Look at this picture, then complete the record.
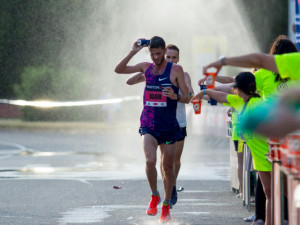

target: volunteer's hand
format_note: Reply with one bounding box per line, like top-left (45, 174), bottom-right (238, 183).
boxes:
top-left (203, 59), bottom-right (222, 75)
top-left (191, 91), bottom-right (204, 103)
top-left (198, 77), bottom-right (206, 86)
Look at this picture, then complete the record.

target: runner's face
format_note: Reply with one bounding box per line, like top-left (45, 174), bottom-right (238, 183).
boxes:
top-left (150, 48), bottom-right (165, 66)
top-left (166, 49), bottom-right (179, 64)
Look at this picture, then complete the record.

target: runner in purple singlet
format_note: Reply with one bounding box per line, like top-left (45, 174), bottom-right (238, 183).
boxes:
top-left (115, 36), bottom-right (191, 223)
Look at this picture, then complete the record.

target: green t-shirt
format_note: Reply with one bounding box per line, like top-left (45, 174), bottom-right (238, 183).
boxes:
top-left (223, 94), bottom-right (244, 140)
top-left (254, 68), bottom-right (290, 100)
top-left (275, 53), bottom-right (300, 80)
top-left (240, 97), bottom-right (271, 171)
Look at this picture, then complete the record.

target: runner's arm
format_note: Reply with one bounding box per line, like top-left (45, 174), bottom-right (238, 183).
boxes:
top-left (176, 66), bottom-right (192, 103)
top-left (126, 72), bottom-right (145, 85)
top-left (115, 40), bottom-right (147, 74)
top-left (184, 72), bottom-right (194, 96)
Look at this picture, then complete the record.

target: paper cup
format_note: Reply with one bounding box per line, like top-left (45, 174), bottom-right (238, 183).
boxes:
top-left (192, 99), bottom-right (201, 114)
top-left (205, 72), bottom-right (217, 89)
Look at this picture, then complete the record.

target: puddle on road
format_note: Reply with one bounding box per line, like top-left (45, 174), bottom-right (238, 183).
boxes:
top-left (0, 135), bottom-right (231, 181)
top-left (0, 149), bottom-right (231, 180)
top-left (0, 148), bottom-right (147, 180)
top-left (59, 206), bottom-right (111, 224)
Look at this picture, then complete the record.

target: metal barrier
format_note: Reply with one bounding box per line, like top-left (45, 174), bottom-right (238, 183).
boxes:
top-left (242, 142), bottom-right (255, 212)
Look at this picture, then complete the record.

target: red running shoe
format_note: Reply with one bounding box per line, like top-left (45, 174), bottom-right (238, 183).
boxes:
top-left (159, 204), bottom-right (171, 223)
top-left (146, 195), bottom-right (161, 216)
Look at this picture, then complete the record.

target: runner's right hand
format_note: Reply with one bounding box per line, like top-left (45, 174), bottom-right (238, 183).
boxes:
top-left (132, 39), bottom-right (145, 52)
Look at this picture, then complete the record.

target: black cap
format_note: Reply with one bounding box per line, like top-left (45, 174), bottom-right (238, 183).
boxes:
top-left (233, 72), bottom-right (256, 95)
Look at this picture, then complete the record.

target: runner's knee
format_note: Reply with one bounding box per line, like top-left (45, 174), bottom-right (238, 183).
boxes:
top-left (162, 164), bottom-right (173, 175)
top-left (174, 160), bottom-right (181, 168)
top-left (146, 158), bottom-right (156, 168)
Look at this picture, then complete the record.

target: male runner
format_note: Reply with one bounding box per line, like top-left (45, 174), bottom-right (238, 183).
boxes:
top-left (115, 36), bottom-right (190, 223)
top-left (126, 44), bottom-right (194, 208)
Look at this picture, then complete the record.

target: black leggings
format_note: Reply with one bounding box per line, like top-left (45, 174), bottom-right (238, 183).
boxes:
top-left (255, 176), bottom-right (266, 221)
top-left (233, 140), bottom-right (238, 151)
top-left (255, 175), bottom-right (288, 221)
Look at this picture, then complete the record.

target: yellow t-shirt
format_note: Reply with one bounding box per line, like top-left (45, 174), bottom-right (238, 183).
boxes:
top-left (275, 53), bottom-right (300, 80)
top-left (254, 68), bottom-right (291, 100)
top-left (224, 94), bottom-right (244, 112)
top-left (231, 111), bottom-right (240, 140)
top-left (223, 94), bottom-right (244, 141)
top-left (240, 97), bottom-right (271, 171)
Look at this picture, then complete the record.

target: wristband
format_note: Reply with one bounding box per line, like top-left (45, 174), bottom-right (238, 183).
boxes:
top-left (176, 94), bottom-right (181, 101)
top-left (203, 89), bottom-right (206, 95)
top-left (220, 56), bottom-right (226, 66)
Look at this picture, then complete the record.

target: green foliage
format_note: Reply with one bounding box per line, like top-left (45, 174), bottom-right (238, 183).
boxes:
top-left (0, 0), bottom-right (91, 98)
top-left (14, 66), bottom-right (104, 121)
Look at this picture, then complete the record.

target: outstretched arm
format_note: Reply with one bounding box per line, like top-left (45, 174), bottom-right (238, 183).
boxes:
top-left (215, 75), bottom-right (235, 84)
top-left (126, 72), bottom-right (145, 85)
top-left (203, 53), bottom-right (277, 75)
top-left (255, 90), bottom-right (300, 137)
top-left (214, 83), bottom-right (234, 94)
top-left (192, 89), bottom-right (229, 104)
top-left (279, 87), bottom-right (300, 104)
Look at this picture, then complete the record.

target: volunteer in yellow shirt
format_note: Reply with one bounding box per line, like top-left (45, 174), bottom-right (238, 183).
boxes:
top-left (192, 71), bottom-right (272, 225)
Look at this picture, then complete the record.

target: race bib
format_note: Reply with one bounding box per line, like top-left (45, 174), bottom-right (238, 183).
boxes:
top-left (145, 85), bottom-right (167, 107)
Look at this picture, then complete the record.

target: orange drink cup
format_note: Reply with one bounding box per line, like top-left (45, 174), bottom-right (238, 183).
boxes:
top-left (192, 98), bottom-right (201, 114)
top-left (205, 72), bottom-right (217, 89)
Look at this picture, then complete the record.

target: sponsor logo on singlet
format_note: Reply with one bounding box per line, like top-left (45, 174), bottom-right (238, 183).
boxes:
top-left (159, 77), bottom-right (168, 81)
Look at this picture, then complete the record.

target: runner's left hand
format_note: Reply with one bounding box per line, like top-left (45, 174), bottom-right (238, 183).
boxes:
top-left (162, 87), bottom-right (176, 100)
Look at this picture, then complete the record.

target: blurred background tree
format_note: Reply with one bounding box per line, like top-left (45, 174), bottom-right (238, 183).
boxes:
top-left (0, 0), bottom-right (93, 98)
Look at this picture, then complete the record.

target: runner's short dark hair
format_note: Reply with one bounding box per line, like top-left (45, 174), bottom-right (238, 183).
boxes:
top-left (150, 36), bottom-right (165, 49)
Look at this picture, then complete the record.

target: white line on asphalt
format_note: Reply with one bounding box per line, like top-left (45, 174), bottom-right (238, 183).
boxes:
top-left (179, 212), bottom-right (211, 215)
top-left (180, 190), bottom-right (213, 193)
top-left (179, 198), bottom-right (209, 202)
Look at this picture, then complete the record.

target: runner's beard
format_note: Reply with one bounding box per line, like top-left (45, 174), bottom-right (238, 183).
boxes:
top-left (154, 57), bottom-right (164, 66)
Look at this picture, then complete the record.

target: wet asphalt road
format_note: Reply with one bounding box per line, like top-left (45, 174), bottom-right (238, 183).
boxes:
top-left (0, 106), bottom-right (254, 224)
